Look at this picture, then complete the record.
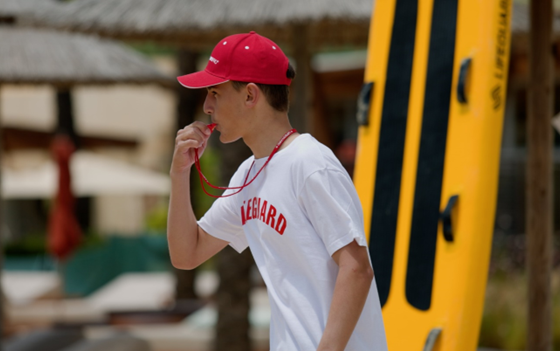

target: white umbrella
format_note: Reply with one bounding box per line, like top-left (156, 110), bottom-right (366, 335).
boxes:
top-left (2, 151), bottom-right (170, 199)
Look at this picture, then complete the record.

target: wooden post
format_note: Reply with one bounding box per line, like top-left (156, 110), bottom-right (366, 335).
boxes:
top-left (55, 89), bottom-right (79, 147)
top-left (215, 139), bottom-right (253, 351)
top-left (291, 24), bottom-right (312, 134)
top-left (177, 49), bottom-right (200, 131)
top-left (527, 0), bottom-right (553, 350)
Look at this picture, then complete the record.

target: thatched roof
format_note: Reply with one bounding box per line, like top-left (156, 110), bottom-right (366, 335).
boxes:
top-left (25, 0), bottom-right (560, 47)
top-left (0, 27), bottom-right (172, 86)
top-left (25, 0), bottom-right (373, 49)
top-left (0, 0), bottom-right (60, 24)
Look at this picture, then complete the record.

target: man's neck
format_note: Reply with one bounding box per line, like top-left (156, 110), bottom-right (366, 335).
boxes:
top-left (242, 113), bottom-right (298, 159)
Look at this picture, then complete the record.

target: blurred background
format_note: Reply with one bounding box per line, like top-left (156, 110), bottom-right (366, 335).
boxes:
top-left (0, 0), bottom-right (558, 350)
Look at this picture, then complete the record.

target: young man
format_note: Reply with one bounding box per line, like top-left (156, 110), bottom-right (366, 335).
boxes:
top-left (168, 31), bottom-right (388, 351)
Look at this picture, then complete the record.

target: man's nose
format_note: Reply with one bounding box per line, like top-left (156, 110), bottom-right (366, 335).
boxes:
top-left (203, 94), bottom-right (213, 115)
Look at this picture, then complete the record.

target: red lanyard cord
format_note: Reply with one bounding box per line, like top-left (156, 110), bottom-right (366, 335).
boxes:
top-left (193, 124), bottom-right (297, 198)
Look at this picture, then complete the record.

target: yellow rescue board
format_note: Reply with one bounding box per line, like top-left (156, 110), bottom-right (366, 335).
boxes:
top-left (353, 0), bottom-right (512, 350)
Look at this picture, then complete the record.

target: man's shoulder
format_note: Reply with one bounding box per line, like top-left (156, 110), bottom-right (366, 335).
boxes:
top-left (287, 134), bottom-right (347, 179)
top-left (293, 134), bottom-right (341, 163)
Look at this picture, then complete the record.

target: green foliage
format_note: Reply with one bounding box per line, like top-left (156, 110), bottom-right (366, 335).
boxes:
top-left (143, 144), bottom-right (222, 232)
top-left (4, 233), bottom-right (46, 256)
top-left (480, 270), bottom-right (560, 350)
top-left (192, 145), bottom-right (222, 218)
top-left (145, 204), bottom-right (169, 233)
top-left (479, 272), bottom-right (528, 349)
top-left (79, 230), bottom-right (107, 249)
top-left (4, 230), bottom-right (106, 256)
top-left (128, 42), bottom-right (177, 56)
top-left (479, 234), bottom-right (560, 350)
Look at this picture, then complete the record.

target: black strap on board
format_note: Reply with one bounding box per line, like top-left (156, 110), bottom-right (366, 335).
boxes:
top-left (369, 0), bottom-right (418, 307)
top-left (405, 0), bottom-right (459, 311)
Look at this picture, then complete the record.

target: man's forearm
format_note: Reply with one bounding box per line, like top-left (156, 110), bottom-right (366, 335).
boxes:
top-left (317, 266), bottom-right (373, 351)
top-left (167, 170), bottom-right (199, 268)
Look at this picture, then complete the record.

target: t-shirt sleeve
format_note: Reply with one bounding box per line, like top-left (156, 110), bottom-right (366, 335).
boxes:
top-left (298, 168), bottom-right (368, 257)
top-left (198, 180), bottom-right (249, 254)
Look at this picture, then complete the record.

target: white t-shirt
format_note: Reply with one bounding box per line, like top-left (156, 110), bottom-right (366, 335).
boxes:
top-left (198, 134), bottom-right (388, 351)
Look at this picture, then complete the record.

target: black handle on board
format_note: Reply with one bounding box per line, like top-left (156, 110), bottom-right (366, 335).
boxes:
top-left (457, 58), bottom-right (471, 104)
top-left (440, 195), bottom-right (459, 242)
top-left (356, 82), bottom-right (374, 126)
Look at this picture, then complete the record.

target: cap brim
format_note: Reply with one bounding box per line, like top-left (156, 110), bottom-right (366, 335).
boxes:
top-left (177, 70), bottom-right (229, 89)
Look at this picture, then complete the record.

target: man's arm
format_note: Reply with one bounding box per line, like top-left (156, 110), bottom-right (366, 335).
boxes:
top-left (167, 122), bottom-right (228, 270)
top-left (317, 239), bottom-right (374, 351)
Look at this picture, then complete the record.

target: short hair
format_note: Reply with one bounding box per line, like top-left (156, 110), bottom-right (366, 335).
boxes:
top-left (231, 63), bottom-right (296, 112)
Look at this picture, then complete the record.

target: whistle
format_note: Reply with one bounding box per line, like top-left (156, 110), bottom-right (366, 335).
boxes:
top-left (207, 123), bottom-right (217, 132)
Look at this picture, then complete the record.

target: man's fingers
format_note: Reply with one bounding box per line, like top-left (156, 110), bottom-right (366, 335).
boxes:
top-left (192, 121), bottom-right (213, 136)
top-left (197, 139), bottom-right (208, 157)
top-left (176, 123), bottom-right (211, 147)
top-left (176, 129), bottom-right (204, 147)
top-left (177, 139), bottom-right (201, 152)
top-left (182, 121), bottom-right (212, 136)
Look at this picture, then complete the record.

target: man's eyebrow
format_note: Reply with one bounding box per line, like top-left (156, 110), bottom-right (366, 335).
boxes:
top-left (206, 85), bottom-right (217, 91)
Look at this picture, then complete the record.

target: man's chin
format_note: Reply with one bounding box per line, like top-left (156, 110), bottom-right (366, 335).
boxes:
top-left (219, 133), bottom-right (241, 144)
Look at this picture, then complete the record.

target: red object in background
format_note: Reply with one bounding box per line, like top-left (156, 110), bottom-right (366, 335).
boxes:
top-left (335, 139), bottom-right (357, 178)
top-left (48, 135), bottom-right (82, 260)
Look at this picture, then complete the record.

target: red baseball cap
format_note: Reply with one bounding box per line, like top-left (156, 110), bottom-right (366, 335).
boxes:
top-left (177, 31), bottom-right (291, 89)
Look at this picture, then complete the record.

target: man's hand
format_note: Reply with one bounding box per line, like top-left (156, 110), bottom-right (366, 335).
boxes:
top-left (170, 121), bottom-right (212, 176)
top-left (167, 121), bottom-right (228, 270)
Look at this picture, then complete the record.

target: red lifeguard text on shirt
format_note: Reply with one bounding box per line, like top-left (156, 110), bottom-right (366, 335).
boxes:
top-left (240, 197), bottom-right (287, 235)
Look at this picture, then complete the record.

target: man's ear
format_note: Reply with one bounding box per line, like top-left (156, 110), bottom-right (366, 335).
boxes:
top-left (245, 83), bottom-right (259, 108)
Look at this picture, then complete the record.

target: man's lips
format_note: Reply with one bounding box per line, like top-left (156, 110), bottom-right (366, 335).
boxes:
top-left (207, 123), bottom-right (217, 132)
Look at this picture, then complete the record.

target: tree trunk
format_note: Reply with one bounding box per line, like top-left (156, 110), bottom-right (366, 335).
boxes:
top-left (527, 1), bottom-right (553, 350)
top-left (0, 85), bottom-right (5, 347)
top-left (174, 49), bottom-right (200, 300)
top-left (291, 24), bottom-right (312, 134)
top-left (215, 140), bottom-right (254, 351)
